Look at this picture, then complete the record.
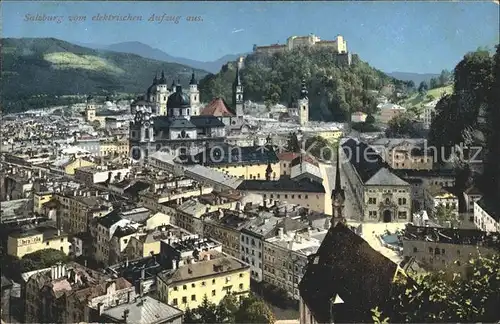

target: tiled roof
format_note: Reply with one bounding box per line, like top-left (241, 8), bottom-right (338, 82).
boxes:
top-left (182, 144), bottom-right (279, 166)
top-left (341, 138), bottom-right (387, 183)
top-left (238, 177), bottom-right (325, 193)
top-left (277, 152), bottom-right (300, 162)
top-left (74, 277), bottom-right (132, 302)
top-left (101, 296), bottom-right (183, 324)
top-left (190, 116), bottom-right (226, 128)
top-left (365, 168), bottom-right (409, 186)
top-left (299, 222), bottom-right (402, 323)
top-left (201, 98), bottom-right (235, 117)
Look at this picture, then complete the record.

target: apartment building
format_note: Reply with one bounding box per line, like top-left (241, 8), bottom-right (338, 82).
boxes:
top-left (237, 177), bottom-right (326, 213)
top-left (474, 198), bottom-right (499, 233)
top-left (157, 251), bottom-right (250, 311)
top-left (74, 166), bottom-right (130, 185)
top-left (370, 138), bottom-right (433, 170)
top-left (99, 139), bottom-right (129, 157)
top-left (402, 224), bottom-right (500, 274)
top-left (179, 144), bottom-right (281, 180)
top-left (7, 223), bottom-right (71, 258)
top-left (264, 227), bottom-right (327, 300)
top-left (241, 214), bottom-right (308, 282)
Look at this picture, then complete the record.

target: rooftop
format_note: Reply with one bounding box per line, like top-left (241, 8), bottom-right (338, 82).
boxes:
top-left (342, 138), bottom-right (387, 183)
top-left (101, 296), bottom-right (183, 324)
top-left (158, 252), bottom-right (249, 285)
top-left (238, 177), bottom-right (325, 193)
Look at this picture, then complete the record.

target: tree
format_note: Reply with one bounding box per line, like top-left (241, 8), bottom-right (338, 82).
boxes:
top-left (235, 295), bottom-right (275, 324)
top-left (438, 69), bottom-right (452, 86)
top-left (285, 132), bottom-right (301, 153)
top-left (429, 77), bottom-right (439, 89)
top-left (20, 248), bottom-right (69, 272)
top-left (434, 204), bottom-right (457, 227)
top-left (418, 81), bottom-right (428, 95)
top-left (373, 254), bottom-right (500, 323)
top-left (406, 80), bottom-right (415, 91)
top-left (386, 113), bottom-right (419, 138)
top-left (365, 114), bottom-right (376, 124)
top-left (304, 136), bottom-right (337, 161)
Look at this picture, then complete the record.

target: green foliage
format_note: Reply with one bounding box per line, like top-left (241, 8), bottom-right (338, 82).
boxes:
top-left (386, 113), bottom-right (419, 138)
top-left (285, 132), bottom-right (301, 153)
top-left (199, 48), bottom-right (397, 121)
top-left (378, 254), bottom-right (500, 322)
top-left (428, 49), bottom-right (495, 164)
top-left (2, 38), bottom-right (208, 113)
top-left (365, 114), bottom-right (376, 124)
top-left (418, 81), bottom-right (428, 94)
top-left (184, 293), bottom-right (275, 324)
top-left (434, 204), bottom-right (458, 227)
top-left (0, 248), bottom-right (68, 281)
top-left (20, 248), bottom-right (69, 272)
top-left (305, 136), bottom-right (337, 161)
top-left (235, 295), bottom-right (275, 324)
top-left (351, 122), bottom-right (381, 133)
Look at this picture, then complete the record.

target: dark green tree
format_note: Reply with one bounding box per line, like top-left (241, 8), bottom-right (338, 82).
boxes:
top-left (418, 81), bottom-right (428, 95)
top-left (386, 113), bottom-right (418, 138)
top-left (429, 77), bottom-right (439, 89)
top-left (285, 132), bottom-right (301, 153)
top-left (373, 254), bottom-right (500, 323)
top-left (365, 114), bottom-right (376, 124)
top-left (235, 295), bottom-right (275, 324)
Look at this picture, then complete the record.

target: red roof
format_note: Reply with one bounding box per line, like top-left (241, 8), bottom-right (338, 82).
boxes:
top-left (201, 98), bottom-right (235, 117)
top-left (277, 152), bottom-right (300, 161)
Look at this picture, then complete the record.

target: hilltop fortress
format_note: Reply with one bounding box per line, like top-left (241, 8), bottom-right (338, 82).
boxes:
top-left (253, 34), bottom-right (351, 65)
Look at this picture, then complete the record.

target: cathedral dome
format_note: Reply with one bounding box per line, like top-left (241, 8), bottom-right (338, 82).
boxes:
top-left (167, 85), bottom-right (190, 109)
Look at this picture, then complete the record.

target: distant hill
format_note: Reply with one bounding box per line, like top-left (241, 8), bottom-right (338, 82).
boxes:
top-left (78, 41), bottom-right (245, 74)
top-left (2, 38), bottom-right (209, 112)
top-left (199, 48), bottom-right (402, 122)
top-left (386, 72), bottom-right (440, 86)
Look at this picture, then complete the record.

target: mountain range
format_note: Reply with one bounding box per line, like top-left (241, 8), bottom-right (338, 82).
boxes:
top-left (2, 38), bottom-right (210, 112)
top-left (75, 41), bottom-right (245, 74)
top-left (386, 71), bottom-right (440, 86)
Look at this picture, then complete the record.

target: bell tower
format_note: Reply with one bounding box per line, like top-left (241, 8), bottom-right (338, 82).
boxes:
top-left (233, 63), bottom-right (244, 117)
top-left (298, 80), bottom-right (309, 126)
top-left (85, 95), bottom-right (96, 122)
top-left (189, 70), bottom-right (200, 115)
top-left (331, 146), bottom-right (346, 228)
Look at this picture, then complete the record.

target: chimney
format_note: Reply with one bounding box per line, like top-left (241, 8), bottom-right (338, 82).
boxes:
top-left (172, 259), bottom-right (177, 270)
top-left (274, 200), bottom-right (278, 207)
top-left (278, 227), bottom-right (284, 239)
top-left (127, 290), bottom-right (132, 303)
top-left (97, 302), bottom-right (104, 315)
top-left (123, 309), bottom-right (130, 323)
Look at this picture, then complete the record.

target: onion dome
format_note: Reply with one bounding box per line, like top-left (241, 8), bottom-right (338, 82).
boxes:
top-left (159, 70), bottom-right (167, 84)
top-left (190, 70), bottom-right (197, 85)
top-left (167, 82), bottom-right (190, 109)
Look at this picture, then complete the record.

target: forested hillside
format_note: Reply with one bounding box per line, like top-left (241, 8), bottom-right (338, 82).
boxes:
top-left (199, 48), bottom-right (404, 121)
top-left (2, 38), bottom-right (209, 113)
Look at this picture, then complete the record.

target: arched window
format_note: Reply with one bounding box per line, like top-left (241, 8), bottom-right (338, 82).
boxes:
top-left (180, 130), bottom-right (187, 138)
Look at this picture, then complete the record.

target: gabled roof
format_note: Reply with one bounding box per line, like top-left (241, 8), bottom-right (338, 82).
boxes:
top-left (299, 222), bottom-right (401, 323)
top-left (365, 168), bottom-right (409, 186)
top-left (201, 98), bottom-right (235, 117)
top-left (341, 138), bottom-right (387, 183)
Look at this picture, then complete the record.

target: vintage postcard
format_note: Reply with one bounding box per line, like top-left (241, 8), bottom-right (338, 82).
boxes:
top-left (1, 1), bottom-right (499, 324)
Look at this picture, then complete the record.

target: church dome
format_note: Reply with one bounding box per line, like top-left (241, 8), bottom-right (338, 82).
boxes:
top-left (167, 85), bottom-right (190, 109)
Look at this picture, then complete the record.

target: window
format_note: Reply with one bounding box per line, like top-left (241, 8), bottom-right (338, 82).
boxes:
top-left (191, 283), bottom-right (195, 288)
top-left (201, 281), bottom-right (206, 286)
top-left (284, 194), bottom-right (288, 199)
top-left (173, 286), bottom-right (178, 291)
top-left (441, 249), bottom-right (445, 254)
top-left (172, 298), bottom-right (178, 306)
top-left (298, 194), bottom-right (302, 199)
top-left (212, 279), bottom-right (216, 284)
top-left (428, 247), bottom-right (433, 253)
top-left (239, 283), bottom-right (244, 290)
top-left (182, 297), bottom-right (187, 304)
top-left (239, 273), bottom-right (244, 278)
top-left (368, 198), bottom-right (377, 204)
top-left (413, 247), bottom-right (417, 253)
top-left (398, 211), bottom-right (407, 219)
top-left (291, 195), bottom-right (295, 199)
top-left (191, 294), bottom-right (196, 301)
top-left (212, 290), bottom-right (216, 296)
top-left (183, 285), bottom-right (187, 290)
top-left (305, 195), bottom-right (308, 199)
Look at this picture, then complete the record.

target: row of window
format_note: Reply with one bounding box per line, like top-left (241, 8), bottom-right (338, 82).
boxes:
top-left (172, 273), bottom-right (245, 291)
top-left (367, 197), bottom-right (407, 205)
top-left (264, 193), bottom-right (309, 199)
top-left (171, 285), bottom-right (244, 306)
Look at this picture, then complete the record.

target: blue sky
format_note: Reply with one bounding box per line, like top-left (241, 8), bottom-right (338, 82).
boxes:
top-left (2, 1), bottom-right (499, 74)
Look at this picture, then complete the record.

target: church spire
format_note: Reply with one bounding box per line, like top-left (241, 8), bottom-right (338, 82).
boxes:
top-left (190, 70), bottom-right (197, 85)
top-left (331, 145), bottom-right (346, 228)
